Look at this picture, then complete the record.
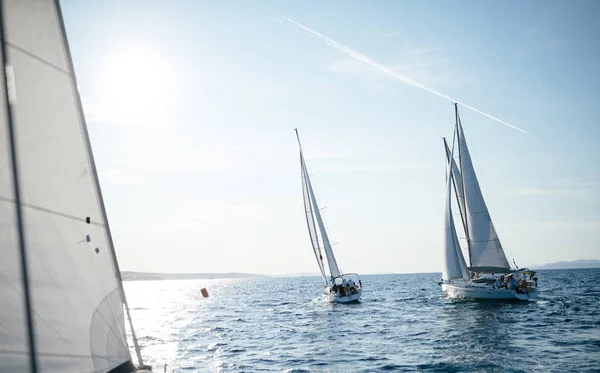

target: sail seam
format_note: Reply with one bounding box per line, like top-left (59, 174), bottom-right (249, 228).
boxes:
top-left (0, 196), bottom-right (106, 226)
top-left (5, 41), bottom-right (70, 75)
top-left (0, 349), bottom-right (119, 361)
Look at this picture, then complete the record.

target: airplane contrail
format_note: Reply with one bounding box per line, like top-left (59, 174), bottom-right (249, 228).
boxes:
top-left (280, 15), bottom-right (528, 134)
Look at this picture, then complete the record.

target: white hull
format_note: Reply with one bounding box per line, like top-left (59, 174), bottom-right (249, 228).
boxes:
top-left (322, 286), bottom-right (362, 303)
top-left (442, 283), bottom-right (537, 301)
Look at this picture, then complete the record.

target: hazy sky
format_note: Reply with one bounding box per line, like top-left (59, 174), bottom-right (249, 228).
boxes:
top-left (61, 0), bottom-right (600, 275)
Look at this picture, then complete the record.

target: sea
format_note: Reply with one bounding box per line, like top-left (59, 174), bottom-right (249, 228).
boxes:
top-left (124, 268), bottom-right (600, 373)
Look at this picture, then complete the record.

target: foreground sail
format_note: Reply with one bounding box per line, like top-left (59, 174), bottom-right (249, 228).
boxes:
top-left (295, 129), bottom-right (362, 303)
top-left (439, 104), bottom-right (538, 301)
top-left (0, 1), bottom-right (149, 372)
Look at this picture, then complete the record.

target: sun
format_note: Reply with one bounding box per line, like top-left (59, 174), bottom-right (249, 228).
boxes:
top-left (100, 45), bottom-right (178, 125)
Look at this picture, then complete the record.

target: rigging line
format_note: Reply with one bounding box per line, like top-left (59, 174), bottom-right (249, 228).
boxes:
top-left (0, 196), bottom-right (105, 227)
top-left (53, 0), bottom-right (144, 366)
top-left (0, 2), bottom-right (38, 371)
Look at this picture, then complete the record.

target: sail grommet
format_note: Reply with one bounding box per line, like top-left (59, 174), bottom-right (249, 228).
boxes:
top-left (95, 248), bottom-right (99, 254)
top-left (86, 217), bottom-right (90, 224)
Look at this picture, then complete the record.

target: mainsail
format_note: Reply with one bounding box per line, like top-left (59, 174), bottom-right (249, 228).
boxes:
top-left (0, 1), bottom-right (138, 372)
top-left (295, 130), bottom-right (341, 281)
top-left (443, 139), bottom-right (466, 234)
top-left (442, 137), bottom-right (470, 281)
top-left (455, 108), bottom-right (511, 272)
top-left (300, 155), bottom-right (327, 283)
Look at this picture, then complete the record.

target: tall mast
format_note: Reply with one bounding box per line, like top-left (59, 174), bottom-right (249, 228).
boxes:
top-left (0, 3), bottom-right (38, 371)
top-left (443, 136), bottom-right (467, 237)
top-left (455, 103), bottom-right (472, 268)
top-left (295, 128), bottom-right (327, 284)
top-left (54, 0), bottom-right (144, 365)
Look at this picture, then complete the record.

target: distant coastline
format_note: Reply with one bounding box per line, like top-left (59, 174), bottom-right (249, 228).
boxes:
top-left (531, 259), bottom-right (600, 270)
top-left (121, 271), bottom-right (267, 281)
top-left (122, 260), bottom-right (600, 281)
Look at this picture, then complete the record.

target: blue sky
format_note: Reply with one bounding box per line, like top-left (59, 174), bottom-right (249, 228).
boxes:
top-left (61, 0), bottom-right (600, 274)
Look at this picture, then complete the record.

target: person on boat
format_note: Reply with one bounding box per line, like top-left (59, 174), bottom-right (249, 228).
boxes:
top-left (493, 275), bottom-right (505, 289)
top-left (493, 277), bottom-right (503, 289)
top-left (349, 279), bottom-right (358, 294)
top-left (507, 275), bottom-right (518, 290)
top-left (517, 278), bottom-right (528, 294)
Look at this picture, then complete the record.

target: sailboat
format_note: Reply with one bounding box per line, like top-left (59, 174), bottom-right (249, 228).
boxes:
top-left (0, 1), bottom-right (152, 372)
top-left (294, 129), bottom-right (362, 303)
top-left (440, 104), bottom-right (538, 301)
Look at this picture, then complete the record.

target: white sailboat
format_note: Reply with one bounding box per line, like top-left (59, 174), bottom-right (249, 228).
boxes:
top-left (440, 104), bottom-right (538, 301)
top-left (294, 129), bottom-right (362, 303)
top-left (0, 1), bottom-right (152, 372)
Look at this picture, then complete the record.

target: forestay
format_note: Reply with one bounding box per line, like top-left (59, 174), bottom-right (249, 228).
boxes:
top-left (0, 1), bottom-right (134, 372)
top-left (455, 111), bottom-right (511, 272)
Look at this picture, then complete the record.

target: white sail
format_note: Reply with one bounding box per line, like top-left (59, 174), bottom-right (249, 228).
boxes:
top-left (442, 141), bottom-right (470, 281)
top-left (443, 139), bottom-right (466, 231)
top-left (295, 130), bottom-right (341, 281)
top-left (0, 1), bottom-right (135, 372)
top-left (300, 155), bottom-right (327, 283)
top-left (304, 164), bottom-right (341, 280)
top-left (456, 112), bottom-right (511, 272)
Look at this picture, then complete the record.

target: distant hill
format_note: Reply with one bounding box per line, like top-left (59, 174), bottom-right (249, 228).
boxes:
top-left (121, 271), bottom-right (268, 281)
top-left (532, 259), bottom-right (600, 270)
top-left (272, 272), bottom-right (322, 278)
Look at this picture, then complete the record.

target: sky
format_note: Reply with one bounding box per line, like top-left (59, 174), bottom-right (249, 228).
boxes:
top-left (60, 0), bottom-right (600, 275)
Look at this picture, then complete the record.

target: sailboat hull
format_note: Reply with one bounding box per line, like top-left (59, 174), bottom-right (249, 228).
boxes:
top-left (322, 286), bottom-right (362, 303)
top-left (442, 283), bottom-right (537, 301)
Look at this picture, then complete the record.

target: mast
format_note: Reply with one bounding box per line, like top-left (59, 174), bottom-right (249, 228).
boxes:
top-left (443, 136), bottom-right (467, 236)
top-left (295, 129), bottom-right (327, 284)
top-left (54, 0), bottom-right (144, 366)
top-left (455, 103), bottom-right (472, 268)
top-left (294, 129), bottom-right (340, 281)
top-left (0, 2), bottom-right (38, 371)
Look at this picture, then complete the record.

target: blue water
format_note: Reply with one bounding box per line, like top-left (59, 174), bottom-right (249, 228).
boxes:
top-left (124, 269), bottom-right (600, 372)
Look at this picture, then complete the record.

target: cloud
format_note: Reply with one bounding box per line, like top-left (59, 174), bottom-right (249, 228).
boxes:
top-left (329, 45), bottom-right (477, 90)
top-left (319, 162), bottom-right (435, 174)
top-left (508, 188), bottom-right (579, 196)
top-left (507, 181), bottom-right (599, 197)
top-left (508, 220), bottom-right (600, 231)
top-left (139, 204), bottom-right (279, 234)
top-left (280, 15), bottom-right (527, 134)
top-left (328, 58), bottom-right (372, 74)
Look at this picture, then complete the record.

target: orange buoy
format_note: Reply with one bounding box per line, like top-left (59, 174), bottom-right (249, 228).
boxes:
top-left (200, 288), bottom-right (209, 298)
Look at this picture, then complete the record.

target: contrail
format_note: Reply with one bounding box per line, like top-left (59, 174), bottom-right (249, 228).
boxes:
top-left (280, 15), bottom-right (528, 134)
